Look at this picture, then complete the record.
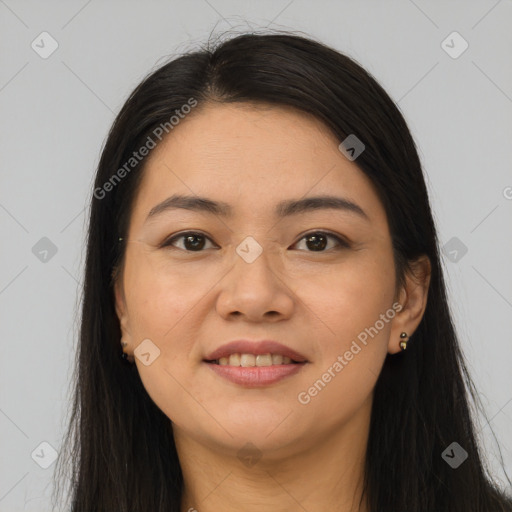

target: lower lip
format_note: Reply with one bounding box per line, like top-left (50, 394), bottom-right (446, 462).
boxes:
top-left (204, 362), bottom-right (307, 387)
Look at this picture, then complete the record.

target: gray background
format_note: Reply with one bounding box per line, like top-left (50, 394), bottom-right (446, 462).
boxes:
top-left (1, 0), bottom-right (511, 510)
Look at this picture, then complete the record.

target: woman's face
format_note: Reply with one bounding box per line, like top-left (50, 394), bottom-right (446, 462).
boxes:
top-left (115, 102), bottom-right (410, 457)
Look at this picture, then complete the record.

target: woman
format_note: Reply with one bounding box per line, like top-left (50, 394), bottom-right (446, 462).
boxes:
top-left (53, 32), bottom-right (512, 511)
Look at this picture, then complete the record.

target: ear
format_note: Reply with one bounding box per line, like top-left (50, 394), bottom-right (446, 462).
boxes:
top-left (113, 269), bottom-right (133, 355)
top-left (388, 255), bottom-right (431, 354)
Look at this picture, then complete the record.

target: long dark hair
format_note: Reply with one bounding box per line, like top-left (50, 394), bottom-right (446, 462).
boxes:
top-left (52, 30), bottom-right (512, 511)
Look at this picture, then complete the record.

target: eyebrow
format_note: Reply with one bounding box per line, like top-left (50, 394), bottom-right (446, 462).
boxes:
top-left (145, 193), bottom-right (369, 223)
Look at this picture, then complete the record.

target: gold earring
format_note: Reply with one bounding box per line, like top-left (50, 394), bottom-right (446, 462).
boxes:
top-left (399, 332), bottom-right (409, 351)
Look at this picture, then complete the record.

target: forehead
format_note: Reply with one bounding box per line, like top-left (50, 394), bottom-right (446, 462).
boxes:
top-left (148, 102), bottom-right (339, 171)
top-left (130, 102), bottom-right (387, 230)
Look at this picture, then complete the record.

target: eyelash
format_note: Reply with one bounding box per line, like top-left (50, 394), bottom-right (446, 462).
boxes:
top-left (160, 230), bottom-right (350, 252)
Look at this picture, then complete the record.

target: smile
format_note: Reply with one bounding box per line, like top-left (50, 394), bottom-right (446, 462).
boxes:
top-left (206, 353), bottom-right (303, 367)
top-left (204, 355), bottom-right (308, 387)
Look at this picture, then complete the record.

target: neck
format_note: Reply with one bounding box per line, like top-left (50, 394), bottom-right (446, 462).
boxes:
top-left (175, 400), bottom-right (371, 512)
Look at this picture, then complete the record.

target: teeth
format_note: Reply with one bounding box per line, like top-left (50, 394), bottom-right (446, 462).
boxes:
top-left (240, 354), bottom-right (256, 367)
top-left (271, 354), bottom-right (283, 365)
top-left (256, 354), bottom-right (272, 366)
top-left (215, 353), bottom-right (298, 367)
top-left (228, 353), bottom-right (240, 366)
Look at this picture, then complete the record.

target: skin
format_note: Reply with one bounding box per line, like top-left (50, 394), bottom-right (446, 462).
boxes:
top-left (114, 102), bottom-right (431, 512)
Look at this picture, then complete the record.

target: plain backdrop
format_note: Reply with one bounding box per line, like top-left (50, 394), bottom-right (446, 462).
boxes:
top-left (1, 1), bottom-right (511, 510)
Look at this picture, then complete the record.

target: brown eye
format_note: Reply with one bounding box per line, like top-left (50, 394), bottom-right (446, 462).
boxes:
top-left (292, 231), bottom-right (349, 252)
top-left (161, 230), bottom-right (349, 253)
top-left (161, 232), bottom-right (216, 252)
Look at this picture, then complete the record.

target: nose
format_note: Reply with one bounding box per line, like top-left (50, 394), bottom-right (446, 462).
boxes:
top-left (215, 245), bottom-right (295, 323)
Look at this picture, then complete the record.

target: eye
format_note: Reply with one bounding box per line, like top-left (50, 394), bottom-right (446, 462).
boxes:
top-left (161, 231), bottom-right (217, 252)
top-left (161, 230), bottom-right (349, 253)
top-left (292, 231), bottom-right (349, 252)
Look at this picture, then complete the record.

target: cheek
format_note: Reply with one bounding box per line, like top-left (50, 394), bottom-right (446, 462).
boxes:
top-left (294, 252), bottom-right (395, 409)
top-left (297, 251), bottom-right (396, 340)
top-left (123, 250), bottom-right (214, 339)
top-left (294, 265), bottom-right (394, 423)
top-left (123, 254), bottom-right (207, 423)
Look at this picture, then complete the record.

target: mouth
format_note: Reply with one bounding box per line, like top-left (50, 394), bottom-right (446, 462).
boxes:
top-left (203, 354), bottom-right (308, 387)
top-left (204, 353), bottom-right (306, 367)
top-left (204, 339), bottom-right (309, 366)
top-left (203, 340), bottom-right (309, 386)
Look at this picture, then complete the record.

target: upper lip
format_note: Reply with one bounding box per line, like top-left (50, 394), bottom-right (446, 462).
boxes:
top-left (204, 340), bottom-right (308, 363)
